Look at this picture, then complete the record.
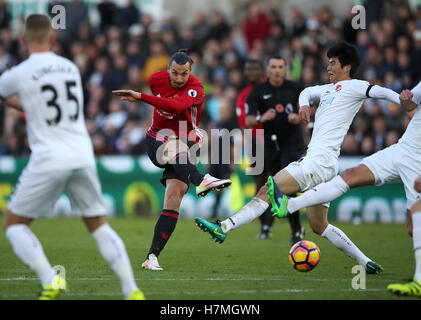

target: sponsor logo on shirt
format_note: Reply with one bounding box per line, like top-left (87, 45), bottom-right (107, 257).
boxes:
top-left (263, 94), bottom-right (272, 100)
top-left (335, 84), bottom-right (342, 92)
top-left (157, 109), bottom-right (175, 119)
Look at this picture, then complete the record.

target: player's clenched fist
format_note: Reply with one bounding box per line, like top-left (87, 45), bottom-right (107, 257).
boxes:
top-left (299, 105), bottom-right (311, 124)
top-left (112, 89), bottom-right (141, 102)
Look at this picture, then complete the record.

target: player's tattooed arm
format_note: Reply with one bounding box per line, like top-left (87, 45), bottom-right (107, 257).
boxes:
top-left (1, 95), bottom-right (23, 111)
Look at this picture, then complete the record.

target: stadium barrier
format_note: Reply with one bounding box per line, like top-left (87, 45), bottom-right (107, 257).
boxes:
top-left (0, 155), bottom-right (407, 223)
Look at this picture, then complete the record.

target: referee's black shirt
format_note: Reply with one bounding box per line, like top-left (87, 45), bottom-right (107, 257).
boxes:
top-left (246, 79), bottom-right (304, 147)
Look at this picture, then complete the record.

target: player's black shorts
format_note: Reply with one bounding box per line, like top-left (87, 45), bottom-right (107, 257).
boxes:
top-left (145, 129), bottom-right (196, 187)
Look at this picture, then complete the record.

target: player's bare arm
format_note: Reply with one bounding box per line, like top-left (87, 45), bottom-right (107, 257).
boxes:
top-left (399, 89), bottom-right (418, 112)
top-left (2, 95), bottom-right (23, 111)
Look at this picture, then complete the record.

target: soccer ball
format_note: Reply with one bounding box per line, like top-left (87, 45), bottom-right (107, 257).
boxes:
top-left (288, 240), bottom-right (321, 272)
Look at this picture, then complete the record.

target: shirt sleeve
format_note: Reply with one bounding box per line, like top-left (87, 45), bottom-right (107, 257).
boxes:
top-left (245, 86), bottom-right (260, 116)
top-left (298, 85), bottom-right (326, 107)
top-left (140, 84), bottom-right (204, 114)
top-left (0, 66), bottom-right (21, 100)
top-left (368, 85), bottom-right (400, 105)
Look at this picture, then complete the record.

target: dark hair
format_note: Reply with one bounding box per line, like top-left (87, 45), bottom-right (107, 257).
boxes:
top-left (169, 49), bottom-right (193, 67)
top-left (265, 54), bottom-right (285, 65)
top-left (326, 41), bottom-right (360, 78)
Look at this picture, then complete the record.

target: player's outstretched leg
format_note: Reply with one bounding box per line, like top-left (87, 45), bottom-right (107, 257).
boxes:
top-left (195, 218), bottom-right (227, 243)
top-left (266, 176), bottom-right (290, 218)
top-left (194, 196), bottom-right (269, 243)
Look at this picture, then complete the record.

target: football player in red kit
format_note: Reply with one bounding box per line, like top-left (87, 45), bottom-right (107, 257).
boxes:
top-left (113, 50), bottom-right (231, 270)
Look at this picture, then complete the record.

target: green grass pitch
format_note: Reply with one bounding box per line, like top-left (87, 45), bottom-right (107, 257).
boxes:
top-left (0, 216), bottom-right (418, 300)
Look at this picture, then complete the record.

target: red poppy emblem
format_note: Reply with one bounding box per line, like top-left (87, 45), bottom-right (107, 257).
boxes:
top-left (276, 104), bottom-right (284, 112)
top-left (335, 84), bottom-right (342, 92)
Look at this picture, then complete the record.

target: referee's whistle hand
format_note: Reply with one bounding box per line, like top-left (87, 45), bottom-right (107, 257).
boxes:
top-left (299, 105), bottom-right (311, 123)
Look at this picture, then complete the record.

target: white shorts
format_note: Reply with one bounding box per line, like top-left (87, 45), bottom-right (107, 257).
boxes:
top-left (284, 149), bottom-right (339, 192)
top-left (284, 149), bottom-right (338, 207)
top-left (362, 143), bottom-right (421, 209)
top-left (8, 166), bottom-right (107, 219)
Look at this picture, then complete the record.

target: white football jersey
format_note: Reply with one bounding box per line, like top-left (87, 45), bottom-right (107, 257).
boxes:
top-left (299, 79), bottom-right (400, 158)
top-left (0, 51), bottom-right (95, 172)
top-left (398, 81), bottom-right (421, 153)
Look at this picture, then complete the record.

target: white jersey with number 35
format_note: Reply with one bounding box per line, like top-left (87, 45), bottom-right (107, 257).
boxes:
top-left (0, 51), bottom-right (95, 172)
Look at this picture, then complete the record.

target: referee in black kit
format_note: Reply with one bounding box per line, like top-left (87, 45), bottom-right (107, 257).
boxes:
top-left (246, 54), bottom-right (305, 245)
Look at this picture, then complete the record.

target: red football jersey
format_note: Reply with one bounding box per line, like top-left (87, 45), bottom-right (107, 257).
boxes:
top-left (236, 84), bottom-right (263, 138)
top-left (141, 70), bottom-right (204, 142)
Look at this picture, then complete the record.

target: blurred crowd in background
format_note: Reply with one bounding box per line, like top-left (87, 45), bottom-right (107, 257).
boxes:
top-left (0, 0), bottom-right (420, 159)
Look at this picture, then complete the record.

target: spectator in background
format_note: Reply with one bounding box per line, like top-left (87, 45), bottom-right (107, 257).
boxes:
top-left (0, 44), bottom-right (16, 73)
top-left (141, 41), bottom-right (170, 85)
top-left (207, 11), bottom-right (231, 41)
top-left (115, 0), bottom-right (141, 29)
top-left (97, 0), bottom-right (117, 31)
top-left (341, 133), bottom-right (359, 156)
top-left (360, 135), bottom-right (376, 156)
top-left (243, 1), bottom-right (271, 51)
top-left (0, 0), bottom-right (10, 29)
top-left (342, 5), bottom-right (359, 44)
top-left (288, 6), bottom-right (306, 37)
top-left (372, 115), bottom-right (388, 151)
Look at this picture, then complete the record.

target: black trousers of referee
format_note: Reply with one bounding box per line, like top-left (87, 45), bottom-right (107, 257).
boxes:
top-left (258, 138), bottom-right (304, 239)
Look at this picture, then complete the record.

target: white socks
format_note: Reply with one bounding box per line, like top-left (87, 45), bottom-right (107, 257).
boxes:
top-left (412, 212), bottom-right (421, 282)
top-left (321, 224), bottom-right (370, 266)
top-left (5, 224), bottom-right (56, 285)
top-left (92, 224), bottom-right (138, 298)
top-left (288, 175), bottom-right (350, 213)
top-left (221, 197), bottom-right (269, 233)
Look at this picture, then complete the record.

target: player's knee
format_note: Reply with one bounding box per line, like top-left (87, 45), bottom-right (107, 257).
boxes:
top-left (164, 190), bottom-right (186, 209)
